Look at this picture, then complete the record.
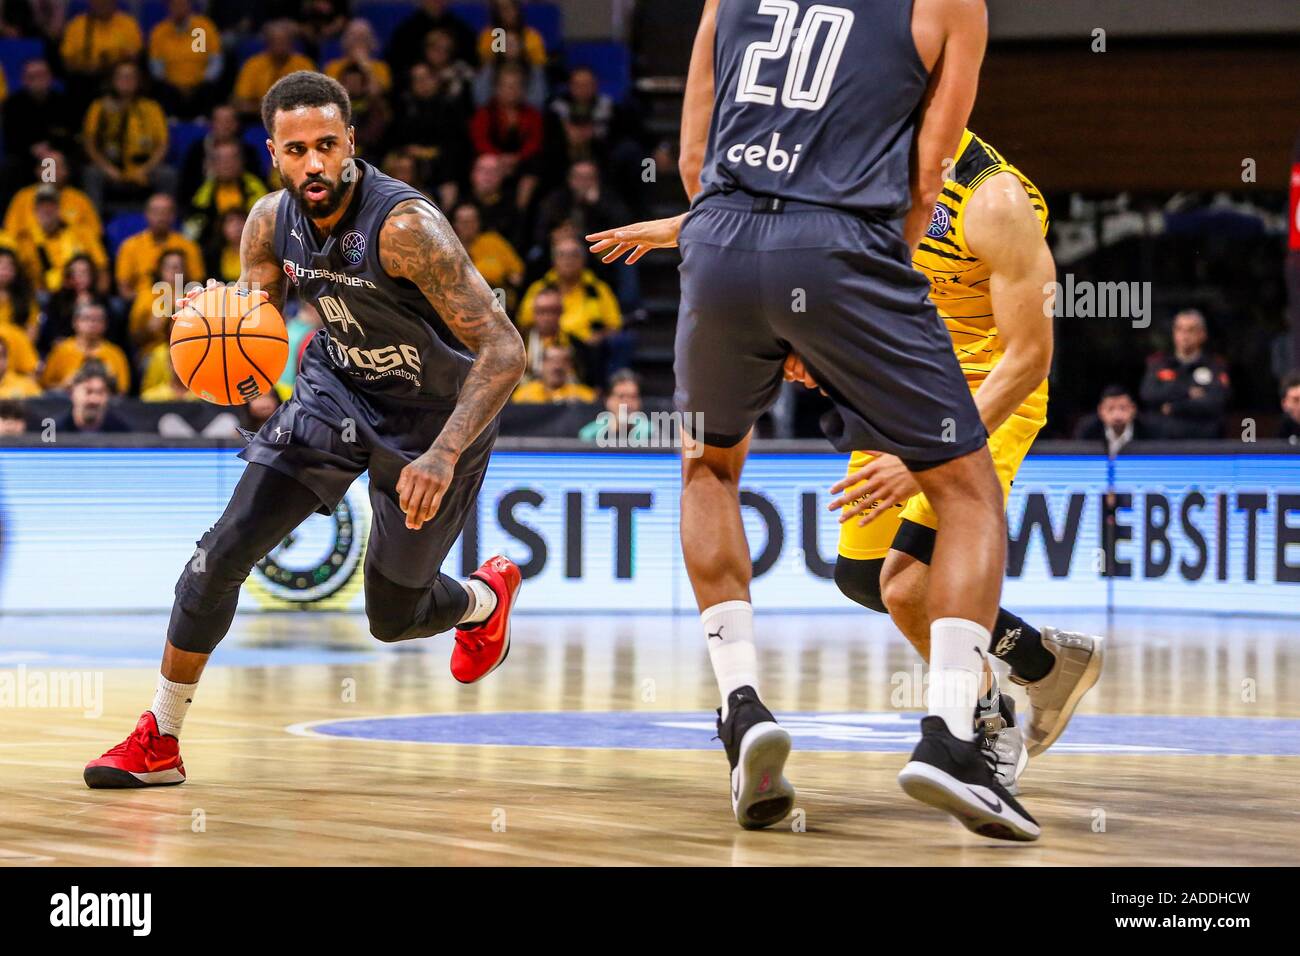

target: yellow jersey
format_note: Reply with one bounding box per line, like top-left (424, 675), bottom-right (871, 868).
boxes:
top-left (913, 130), bottom-right (1049, 424)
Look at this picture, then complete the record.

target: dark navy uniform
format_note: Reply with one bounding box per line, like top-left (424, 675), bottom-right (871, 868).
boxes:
top-left (676, 0), bottom-right (986, 465)
top-left (240, 159), bottom-right (497, 588)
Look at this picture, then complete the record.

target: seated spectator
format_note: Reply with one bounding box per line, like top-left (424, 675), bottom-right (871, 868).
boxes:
top-left (1280, 371), bottom-right (1300, 444)
top-left (477, 0), bottom-right (546, 71)
top-left (148, 0), bottom-right (223, 119)
top-left (0, 399), bottom-right (26, 435)
top-left (41, 301), bottom-right (131, 393)
top-left (204, 209), bottom-right (247, 283)
top-left (180, 104), bottom-right (265, 202)
top-left (1140, 309), bottom-right (1230, 439)
top-left (233, 20), bottom-right (315, 120)
top-left (512, 344), bottom-right (595, 404)
top-left (0, 247), bottom-right (39, 340)
top-left (549, 66), bottom-right (622, 155)
top-left (1073, 384), bottom-right (1152, 455)
top-left (81, 61), bottom-right (173, 209)
top-left (38, 255), bottom-right (117, 356)
top-left (470, 64), bottom-right (544, 212)
top-left (380, 149), bottom-right (431, 197)
top-left (453, 202), bottom-right (523, 303)
top-left (518, 237), bottom-right (623, 383)
top-left (519, 285), bottom-right (569, 379)
top-left (54, 361), bottom-right (132, 433)
top-left (4, 151), bottom-right (103, 240)
top-left (14, 187), bottom-right (109, 295)
top-left (390, 56), bottom-right (473, 203)
top-left (325, 19), bottom-right (392, 93)
top-left (1, 60), bottom-right (77, 198)
top-left (390, 0), bottom-right (477, 81)
top-left (142, 361), bottom-right (198, 402)
top-left (131, 248), bottom-right (194, 356)
top-left (184, 142), bottom-right (269, 246)
top-left (579, 369), bottom-right (647, 444)
top-left (0, 336), bottom-right (41, 399)
top-left (59, 0), bottom-right (143, 111)
top-left (117, 194), bottom-right (205, 301)
top-left (337, 63), bottom-right (392, 158)
top-left (299, 0), bottom-right (350, 59)
top-left (468, 154), bottom-right (523, 247)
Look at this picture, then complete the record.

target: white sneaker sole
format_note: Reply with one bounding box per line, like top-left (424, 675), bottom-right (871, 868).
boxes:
top-left (898, 761), bottom-right (1040, 842)
top-left (1028, 635), bottom-right (1105, 757)
top-left (730, 721), bottom-right (795, 830)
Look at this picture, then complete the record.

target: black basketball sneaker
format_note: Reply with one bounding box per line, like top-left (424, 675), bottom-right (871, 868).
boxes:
top-left (898, 715), bottom-right (1040, 842)
top-left (716, 686), bottom-right (795, 830)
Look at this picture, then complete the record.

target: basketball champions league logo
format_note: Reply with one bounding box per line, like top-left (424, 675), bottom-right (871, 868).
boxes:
top-left (341, 231), bottom-right (366, 266)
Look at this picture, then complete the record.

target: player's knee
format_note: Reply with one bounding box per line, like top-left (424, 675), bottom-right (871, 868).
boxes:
top-left (834, 556), bottom-right (887, 614)
top-left (879, 564), bottom-right (920, 618)
top-left (363, 565), bottom-right (463, 643)
top-left (174, 530), bottom-right (262, 614)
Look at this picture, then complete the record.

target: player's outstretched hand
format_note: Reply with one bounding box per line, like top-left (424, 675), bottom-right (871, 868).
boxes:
top-left (828, 453), bottom-right (921, 526)
top-left (397, 449), bottom-right (456, 530)
top-left (586, 214), bottom-right (687, 265)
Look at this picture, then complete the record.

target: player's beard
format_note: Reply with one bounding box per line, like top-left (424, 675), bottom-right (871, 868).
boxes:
top-left (289, 167), bottom-right (351, 219)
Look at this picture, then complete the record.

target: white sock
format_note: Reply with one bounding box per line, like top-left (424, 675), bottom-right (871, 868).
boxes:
top-left (928, 617), bottom-right (989, 741)
top-left (702, 601), bottom-right (759, 719)
top-left (151, 674), bottom-right (198, 738)
top-left (459, 578), bottom-right (497, 625)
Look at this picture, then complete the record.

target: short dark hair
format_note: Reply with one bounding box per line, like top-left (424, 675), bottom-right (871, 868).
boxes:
top-left (71, 359), bottom-right (117, 393)
top-left (1100, 384), bottom-right (1132, 402)
top-left (0, 399), bottom-right (24, 421)
top-left (1281, 371), bottom-right (1300, 397)
top-left (608, 369), bottom-right (640, 391)
top-left (262, 71), bottom-right (351, 137)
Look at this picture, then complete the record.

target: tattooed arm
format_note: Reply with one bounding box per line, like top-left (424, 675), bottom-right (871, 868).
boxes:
top-left (238, 191), bottom-right (287, 309)
top-left (380, 198), bottom-right (526, 529)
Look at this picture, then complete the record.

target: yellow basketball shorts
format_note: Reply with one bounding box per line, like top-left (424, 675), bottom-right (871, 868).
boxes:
top-left (836, 407), bottom-right (1044, 561)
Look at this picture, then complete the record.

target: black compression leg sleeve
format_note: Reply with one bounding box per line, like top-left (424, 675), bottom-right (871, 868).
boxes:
top-left (168, 463), bottom-right (326, 654)
top-left (363, 556), bottom-right (470, 643)
top-left (833, 555), bottom-right (888, 614)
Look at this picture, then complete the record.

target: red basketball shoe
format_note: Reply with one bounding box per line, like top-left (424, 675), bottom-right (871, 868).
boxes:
top-left (84, 712), bottom-right (186, 789)
top-left (451, 555), bottom-right (521, 684)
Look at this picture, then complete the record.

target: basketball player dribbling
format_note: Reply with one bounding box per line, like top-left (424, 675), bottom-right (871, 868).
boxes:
top-left (589, 0), bottom-right (1042, 840)
top-left (85, 72), bottom-right (527, 788)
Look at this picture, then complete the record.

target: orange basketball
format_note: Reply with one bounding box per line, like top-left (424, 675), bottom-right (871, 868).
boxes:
top-left (170, 286), bottom-right (288, 405)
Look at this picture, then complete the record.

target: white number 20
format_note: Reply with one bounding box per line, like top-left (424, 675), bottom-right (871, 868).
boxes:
top-left (735, 1), bottom-right (855, 112)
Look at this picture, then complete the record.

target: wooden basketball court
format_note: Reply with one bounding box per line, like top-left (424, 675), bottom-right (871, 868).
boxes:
top-left (1, 610), bottom-right (1297, 866)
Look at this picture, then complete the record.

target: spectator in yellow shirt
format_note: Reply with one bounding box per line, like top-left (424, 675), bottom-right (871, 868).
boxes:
top-left (40, 300), bottom-right (131, 393)
top-left (15, 188), bottom-right (109, 294)
top-left (519, 236), bottom-right (621, 344)
top-left (519, 285), bottom-right (570, 379)
top-left (60, 0), bottom-right (143, 106)
top-left (184, 141), bottom-right (269, 246)
top-left (452, 202), bottom-right (523, 302)
top-left (0, 247), bottom-right (40, 342)
top-left (4, 151), bottom-right (104, 240)
top-left (478, 0), bottom-right (547, 67)
top-left (82, 61), bottom-right (173, 206)
top-left (115, 193), bottom-right (205, 300)
top-left (234, 21), bottom-right (316, 120)
top-left (511, 343), bottom-right (596, 404)
top-left (0, 336), bottom-right (41, 399)
top-left (131, 248), bottom-right (195, 356)
top-left (149, 0), bottom-right (224, 119)
top-left (325, 19), bottom-right (392, 93)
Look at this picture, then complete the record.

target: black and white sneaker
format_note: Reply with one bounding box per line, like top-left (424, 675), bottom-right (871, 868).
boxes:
top-left (898, 716), bottom-right (1040, 842)
top-left (716, 686), bottom-right (795, 830)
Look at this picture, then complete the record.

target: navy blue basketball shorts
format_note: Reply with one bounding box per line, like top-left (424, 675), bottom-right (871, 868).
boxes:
top-left (674, 193), bottom-right (987, 468)
top-left (239, 333), bottom-right (496, 587)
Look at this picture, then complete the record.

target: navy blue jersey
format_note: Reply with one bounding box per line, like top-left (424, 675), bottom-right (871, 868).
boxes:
top-left (696, 0), bottom-right (929, 217)
top-left (275, 159), bottom-right (471, 405)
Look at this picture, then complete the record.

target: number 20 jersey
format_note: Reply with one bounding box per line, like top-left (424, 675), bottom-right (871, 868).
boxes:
top-left (696, 0), bottom-right (929, 218)
top-left (275, 158), bottom-right (472, 406)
